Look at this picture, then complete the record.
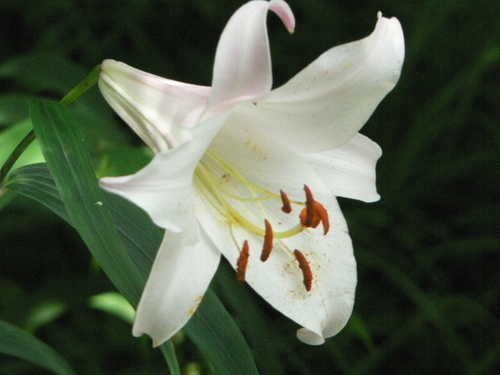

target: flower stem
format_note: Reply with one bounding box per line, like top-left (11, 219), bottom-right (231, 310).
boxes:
top-left (59, 64), bottom-right (101, 106)
top-left (0, 129), bottom-right (36, 186)
top-left (0, 64), bottom-right (101, 187)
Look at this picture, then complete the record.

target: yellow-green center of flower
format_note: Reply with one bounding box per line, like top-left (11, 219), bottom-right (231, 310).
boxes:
top-left (193, 149), bottom-right (330, 291)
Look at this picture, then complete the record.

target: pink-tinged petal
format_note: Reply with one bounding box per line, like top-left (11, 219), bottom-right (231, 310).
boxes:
top-left (208, 0), bottom-right (295, 110)
top-left (132, 229), bottom-right (221, 347)
top-left (100, 111), bottom-right (231, 233)
top-left (303, 133), bottom-right (382, 202)
top-left (230, 13), bottom-right (405, 153)
top-left (269, 0), bottom-right (295, 33)
top-left (99, 59), bottom-right (211, 152)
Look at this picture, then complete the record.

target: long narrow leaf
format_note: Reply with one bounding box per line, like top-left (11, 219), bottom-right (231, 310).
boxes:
top-left (0, 320), bottom-right (76, 375)
top-left (29, 100), bottom-right (143, 304)
top-left (8, 163), bottom-right (259, 374)
top-left (16, 100), bottom-right (259, 375)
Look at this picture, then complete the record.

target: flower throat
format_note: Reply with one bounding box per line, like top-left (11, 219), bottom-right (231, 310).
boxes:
top-left (194, 150), bottom-right (330, 291)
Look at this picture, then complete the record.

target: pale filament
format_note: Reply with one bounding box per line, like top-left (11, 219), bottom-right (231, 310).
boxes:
top-left (195, 153), bottom-right (306, 239)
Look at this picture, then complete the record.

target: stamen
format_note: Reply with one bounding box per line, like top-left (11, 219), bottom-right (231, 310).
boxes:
top-left (237, 240), bottom-right (250, 282)
top-left (299, 205), bottom-right (321, 228)
top-left (299, 185), bottom-right (330, 235)
top-left (260, 219), bottom-right (274, 262)
top-left (294, 249), bottom-right (313, 292)
top-left (301, 185), bottom-right (315, 227)
top-left (314, 201), bottom-right (330, 235)
top-left (280, 189), bottom-right (292, 213)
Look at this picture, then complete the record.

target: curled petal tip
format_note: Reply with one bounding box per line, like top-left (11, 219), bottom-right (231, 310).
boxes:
top-left (269, 0), bottom-right (296, 34)
top-left (297, 327), bottom-right (326, 345)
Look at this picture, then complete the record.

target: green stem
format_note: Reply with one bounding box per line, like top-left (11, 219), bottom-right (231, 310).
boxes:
top-left (60, 64), bottom-right (101, 106)
top-left (0, 64), bottom-right (101, 186)
top-left (0, 129), bottom-right (36, 185)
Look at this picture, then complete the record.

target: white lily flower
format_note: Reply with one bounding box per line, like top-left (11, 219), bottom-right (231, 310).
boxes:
top-left (98, 0), bottom-right (404, 347)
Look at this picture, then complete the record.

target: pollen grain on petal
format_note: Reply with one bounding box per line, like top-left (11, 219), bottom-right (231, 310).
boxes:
top-left (260, 219), bottom-right (274, 262)
top-left (280, 189), bottom-right (292, 213)
top-left (294, 249), bottom-right (313, 292)
top-left (189, 295), bottom-right (205, 315)
top-left (237, 240), bottom-right (250, 282)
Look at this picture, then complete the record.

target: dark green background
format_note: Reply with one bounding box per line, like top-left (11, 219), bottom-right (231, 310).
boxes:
top-left (1, 0), bottom-right (498, 374)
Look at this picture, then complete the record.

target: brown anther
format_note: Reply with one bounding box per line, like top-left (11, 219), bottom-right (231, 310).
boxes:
top-left (236, 240), bottom-right (250, 282)
top-left (314, 201), bottom-right (330, 235)
top-left (299, 185), bottom-right (330, 235)
top-left (302, 185), bottom-right (316, 227)
top-left (260, 219), bottom-right (274, 262)
top-left (299, 205), bottom-right (320, 228)
top-left (280, 189), bottom-right (292, 213)
top-left (294, 249), bottom-right (313, 292)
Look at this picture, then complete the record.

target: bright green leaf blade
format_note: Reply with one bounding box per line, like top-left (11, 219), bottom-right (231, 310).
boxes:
top-left (29, 100), bottom-right (143, 305)
top-left (0, 320), bottom-right (77, 375)
top-left (17, 101), bottom-right (259, 374)
top-left (89, 292), bottom-right (136, 325)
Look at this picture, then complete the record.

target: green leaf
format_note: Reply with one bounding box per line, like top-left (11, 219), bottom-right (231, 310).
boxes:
top-left (189, 289), bottom-right (260, 375)
top-left (8, 163), bottom-right (259, 374)
top-left (89, 292), bottom-right (136, 325)
top-left (14, 100), bottom-right (259, 375)
top-left (29, 100), bottom-right (143, 305)
top-left (6, 163), bottom-right (69, 222)
top-left (0, 320), bottom-right (77, 375)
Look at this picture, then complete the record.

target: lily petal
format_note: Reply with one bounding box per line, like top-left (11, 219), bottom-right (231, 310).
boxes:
top-left (100, 111), bottom-right (231, 233)
top-left (208, 0), bottom-right (295, 110)
top-left (99, 59), bottom-right (211, 152)
top-left (195, 126), bottom-right (356, 344)
top-left (303, 133), bottom-right (382, 202)
top-left (229, 13), bottom-right (404, 153)
top-left (132, 228), bottom-right (221, 346)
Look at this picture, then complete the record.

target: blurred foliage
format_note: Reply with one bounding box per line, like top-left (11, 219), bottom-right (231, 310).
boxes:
top-left (0, 0), bottom-right (498, 374)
